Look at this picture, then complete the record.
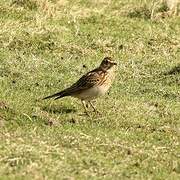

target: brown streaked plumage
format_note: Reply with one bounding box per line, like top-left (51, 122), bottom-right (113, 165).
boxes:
top-left (43, 57), bottom-right (117, 115)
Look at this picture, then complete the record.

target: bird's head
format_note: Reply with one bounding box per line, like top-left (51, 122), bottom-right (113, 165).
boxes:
top-left (99, 57), bottom-right (117, 71)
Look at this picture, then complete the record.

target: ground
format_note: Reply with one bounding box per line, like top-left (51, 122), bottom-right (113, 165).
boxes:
top-left (0, 0), bottom-right (180, 179)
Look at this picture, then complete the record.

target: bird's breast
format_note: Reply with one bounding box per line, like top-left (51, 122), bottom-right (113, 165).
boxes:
top-left (73, 68), bottom-right (116, 101)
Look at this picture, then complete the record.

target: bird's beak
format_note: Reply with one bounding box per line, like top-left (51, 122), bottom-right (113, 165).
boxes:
top-left (113, 62), bottom-right (117, 65)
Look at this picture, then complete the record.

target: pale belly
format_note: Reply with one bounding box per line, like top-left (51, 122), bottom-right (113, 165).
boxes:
top-left (73, 84), bottom-right (111, 101)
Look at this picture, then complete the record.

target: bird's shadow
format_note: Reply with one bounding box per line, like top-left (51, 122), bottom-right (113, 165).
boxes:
top-left (42, 104), bottom-right (77, 114)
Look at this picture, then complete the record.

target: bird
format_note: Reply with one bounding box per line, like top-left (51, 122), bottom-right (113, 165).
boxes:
top-left (43, 57), bottom-right (117, 115)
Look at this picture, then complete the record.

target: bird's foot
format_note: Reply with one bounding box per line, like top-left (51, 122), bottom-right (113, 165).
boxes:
top-left (93, 109), bottom-right (102, 116)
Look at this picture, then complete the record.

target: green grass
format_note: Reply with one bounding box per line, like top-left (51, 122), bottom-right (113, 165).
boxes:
top-left (0, 0), bottom-right (180, 179)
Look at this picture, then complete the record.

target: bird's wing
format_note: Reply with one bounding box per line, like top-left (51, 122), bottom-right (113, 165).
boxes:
top-left (43, 68), bottom-right (106, 100)
top-left (63, 68), bottom-right (105, 94)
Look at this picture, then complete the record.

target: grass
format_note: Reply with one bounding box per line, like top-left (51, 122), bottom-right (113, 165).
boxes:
top-left (0, 0), bottom-right (180, 179)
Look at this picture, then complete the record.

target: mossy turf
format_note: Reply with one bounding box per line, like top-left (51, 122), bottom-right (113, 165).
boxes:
top-left (0, 0), bottom-right (180, 179)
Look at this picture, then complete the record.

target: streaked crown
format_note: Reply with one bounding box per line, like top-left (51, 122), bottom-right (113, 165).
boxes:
top-left (100, 57), bottom-right (117, 71)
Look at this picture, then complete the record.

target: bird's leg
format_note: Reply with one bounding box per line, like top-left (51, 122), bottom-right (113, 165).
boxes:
top-left (81, 100), bottom-right (89, 116)
top-left (88, 101), bottom-right (96, 112)
top-left (89, 101), bottom-right (101, 115)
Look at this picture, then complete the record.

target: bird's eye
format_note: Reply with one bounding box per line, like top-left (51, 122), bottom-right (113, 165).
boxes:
top-left (105, 60), bottom-right (108, 64)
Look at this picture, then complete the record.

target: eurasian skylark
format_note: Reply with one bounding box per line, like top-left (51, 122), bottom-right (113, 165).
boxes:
top-left (43, 57), bottom-right (117, 114)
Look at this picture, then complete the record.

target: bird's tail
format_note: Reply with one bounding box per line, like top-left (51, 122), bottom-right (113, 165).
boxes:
top-left (42, 90), bottom-right (68, 100)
